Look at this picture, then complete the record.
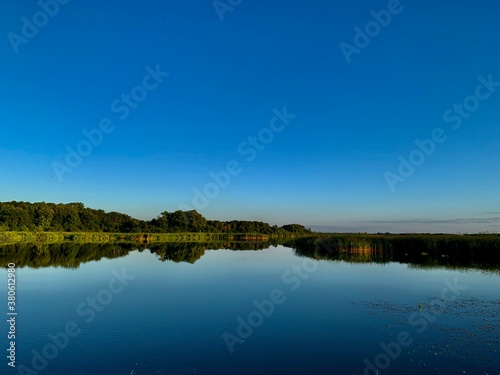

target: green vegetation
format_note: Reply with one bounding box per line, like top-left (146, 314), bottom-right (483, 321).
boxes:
top-left (291, 233), bottom-right (500, 254)
top-left (0, 231), bottom-right (278, 244)
top-left (1, 236), bottom-right (499, 273)
top-left (288, 233), bottom-right (500, 273)
top-left (1, 201), bottom-right (499, 273)
top-left (0, 201), bottom-right (311, 237)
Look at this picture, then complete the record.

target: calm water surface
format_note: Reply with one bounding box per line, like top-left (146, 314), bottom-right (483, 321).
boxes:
top-left (4, 245), bottom-right (500, 374)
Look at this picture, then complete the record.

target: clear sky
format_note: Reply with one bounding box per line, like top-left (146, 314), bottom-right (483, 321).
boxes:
top-left (1, 0), bottom-right (499, 233)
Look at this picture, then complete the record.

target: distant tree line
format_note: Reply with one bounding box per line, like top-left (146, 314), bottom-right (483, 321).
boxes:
top-left (0, 201), bottom-right (312, 234)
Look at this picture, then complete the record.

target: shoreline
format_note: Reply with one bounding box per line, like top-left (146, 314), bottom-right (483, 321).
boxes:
top-left (0, 231), bottom-right (306, 244)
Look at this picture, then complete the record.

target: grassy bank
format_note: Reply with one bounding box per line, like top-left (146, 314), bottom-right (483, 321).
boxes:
top-left (0, 231), bottom-right (304, 244)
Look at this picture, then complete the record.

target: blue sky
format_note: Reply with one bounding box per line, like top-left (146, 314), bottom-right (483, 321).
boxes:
top-left (0, 0), bottom-right (499, 232)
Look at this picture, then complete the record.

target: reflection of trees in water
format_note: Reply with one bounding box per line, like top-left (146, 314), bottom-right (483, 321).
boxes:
top-left (290, 235), bottom-right (500, 273)
top-left (0, 241), bottom-right (275, 268)
top-left (147, 241), bottom-right (274, 264)
top-left (0, 242), bottom-right (135, 269)
top-left (1, 235), bottom-right (499, 272)
top-left (148, 243), bottom-right (206, 264)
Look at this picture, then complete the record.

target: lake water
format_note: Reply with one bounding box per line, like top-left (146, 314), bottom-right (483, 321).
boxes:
top-left (3, 243), bottom-right (499, 374)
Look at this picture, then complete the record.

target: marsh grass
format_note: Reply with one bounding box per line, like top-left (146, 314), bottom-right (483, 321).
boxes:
top-left (290, 233), bottom-right (500, 273)
top-left (0, 231), bottom-right (285, 244)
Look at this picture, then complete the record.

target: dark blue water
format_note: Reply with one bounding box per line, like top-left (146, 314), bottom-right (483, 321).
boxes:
top-left (3, 245), bottom-right (500, 374)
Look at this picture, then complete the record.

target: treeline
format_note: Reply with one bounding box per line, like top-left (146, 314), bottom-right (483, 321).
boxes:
top-left (0, 201), bottom-right (312, 235)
